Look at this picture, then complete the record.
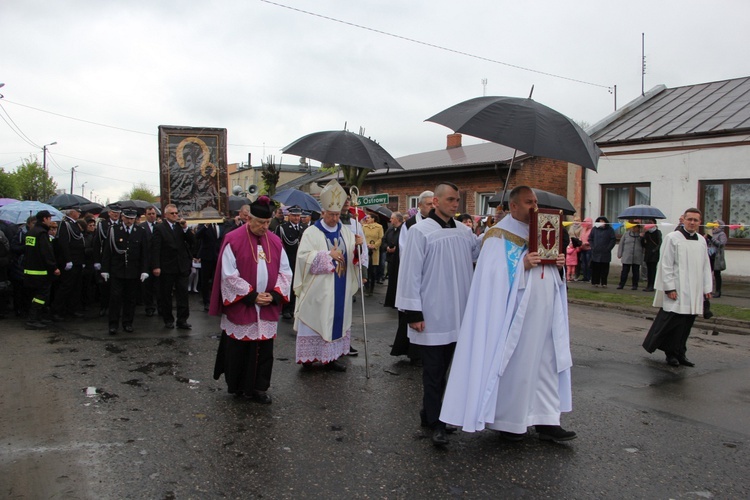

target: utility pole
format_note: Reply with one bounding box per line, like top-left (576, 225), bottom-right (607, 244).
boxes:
top-left (70, 165), bottom-right (78, 194)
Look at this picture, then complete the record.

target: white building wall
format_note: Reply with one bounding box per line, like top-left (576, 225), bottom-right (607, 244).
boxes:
top-left (585, 138), bottom-right (750, 277)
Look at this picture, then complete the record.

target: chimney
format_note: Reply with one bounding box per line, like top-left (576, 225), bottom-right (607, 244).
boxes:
top-left (446, 133), bottom-right (462, 149)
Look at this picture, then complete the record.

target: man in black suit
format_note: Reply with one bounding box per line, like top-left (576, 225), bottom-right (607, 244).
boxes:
top-left (195, 222), bottom-right (223, 311)
top-left (151, 204), bottom-right (195, 330)
top-left (138, 205), bottom-right (159, 317)
top-left (52, 206), bottom-right (86, 320)
top-left (93, 206), bottom-right (121, 316)
top-left (274, 206), bottom-right (307, 319)
top-left (101, 209), bottom-right (149, 334)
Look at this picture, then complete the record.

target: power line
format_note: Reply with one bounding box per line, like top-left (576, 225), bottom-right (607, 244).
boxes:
top-left (0, 103), bottom-right (41, 149)
top-left (260, 0), bottom-right (612, 90)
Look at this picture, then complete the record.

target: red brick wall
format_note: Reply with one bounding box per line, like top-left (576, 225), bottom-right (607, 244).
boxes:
top-left (361, 157), bottom-right (569, 215)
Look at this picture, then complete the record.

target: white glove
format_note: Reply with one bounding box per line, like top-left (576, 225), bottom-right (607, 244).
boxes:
top-left (140, 273), bottom-right (149, 282)
top-left (82, 264), bottom-right (86, 269)
top-left (65, 262), bottom-right (73, 271)
top-left (100, 272), bottom-right (109, 282)
top-left (94, 263), bottom-right (101, 271)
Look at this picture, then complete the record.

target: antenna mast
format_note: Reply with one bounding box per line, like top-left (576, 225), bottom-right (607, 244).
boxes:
top-left (641, 33), bottom-right (646, 96)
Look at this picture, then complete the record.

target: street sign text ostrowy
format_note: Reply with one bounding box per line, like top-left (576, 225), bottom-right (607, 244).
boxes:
top-left (357, 193), bottom-right (389, 206)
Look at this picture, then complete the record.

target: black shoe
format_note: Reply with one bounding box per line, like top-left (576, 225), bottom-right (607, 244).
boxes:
top-left (251, 392), bottom-right (272, 405)
top-left (347, 345), bottom-right (359, 356)
top-left (536, 425), bottom-right (577, 442)
top-left (666, 355), bottom-right (680, 367)
top-left (203, 304), bottom-right (210, 312)
top-left (282, 311), bottom-right (293, 319)
top-left (324, 359), bottom-right (347, 372)
top-left (616, 285), bottom-right (624, 289)
top-left (108, 326), bottom-right (118, 335)
top-left (431, 428), bottom-right (449, 447)
top-left (72, 311), bottom-right (85, 318)
top-left (176, 322), bottom-right (192, 330)
top-left (631, 286), bottom-right (638, 290)
top-left (99, 308), bottom-right (107, 317)
top-left (499, 430), bottom-right (526, 442)
top-left (25, 321), bottom-right (47, 330)
top-left (677, 355), bottom-right (695, 367)
top-left (123, 325), bottom-right (134, 333)
top-left (145, 309), bottom-right (155, 317)
top-left (164, 322), bottom-right (175, 329)
top-left (713, 291), bottom-right (721, 298)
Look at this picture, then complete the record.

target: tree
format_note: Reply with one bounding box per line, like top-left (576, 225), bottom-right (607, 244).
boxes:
top-left (0, 167), bottom-right (19, 199)
top-left (260, 156), bottom-right (280, 196)
top-left (122, 183), bottom-right (157, 201)
top-left (11, 157), bottom-right (57, 201)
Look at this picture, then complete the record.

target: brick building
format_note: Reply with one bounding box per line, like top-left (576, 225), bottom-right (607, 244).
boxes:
top-left (357, 133), bottom-right (575, 217)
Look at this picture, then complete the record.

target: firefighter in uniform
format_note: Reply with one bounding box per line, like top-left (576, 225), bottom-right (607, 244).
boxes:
top-left (274, 206), bottom-right (307, 319)
top-left (23, 210), bottom-right (60, 329)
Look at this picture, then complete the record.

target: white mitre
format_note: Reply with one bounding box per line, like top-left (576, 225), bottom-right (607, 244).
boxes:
top-left (319, 180), bottom-right (346, 212)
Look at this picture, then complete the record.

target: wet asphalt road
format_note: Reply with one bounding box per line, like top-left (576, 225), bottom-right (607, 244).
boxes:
top-left (2, 288), bottom-right (750, 499)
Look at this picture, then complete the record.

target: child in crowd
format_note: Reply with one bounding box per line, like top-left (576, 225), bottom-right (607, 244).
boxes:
top-left (566, 241), bottom-right (579, 281)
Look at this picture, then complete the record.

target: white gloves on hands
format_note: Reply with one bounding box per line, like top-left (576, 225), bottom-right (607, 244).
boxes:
top-left (94, 263), bottom-right (101, 271)
top-left (65, 262), bottom-right (73, 271)
top-left (100, 272), bottom-right (109, 282)
top-left (140, 273), bottom-right (149, 282)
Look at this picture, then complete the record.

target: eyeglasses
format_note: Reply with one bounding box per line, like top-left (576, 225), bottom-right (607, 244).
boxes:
top-left (166, 211), bottom-right (178, 215)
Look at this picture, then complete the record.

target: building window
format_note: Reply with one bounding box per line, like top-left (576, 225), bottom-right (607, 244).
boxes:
top-left (601, 183), bottom-right (650, 224)
top-left (476, 192), bottom-right (495, 216)
top-left (408, 196), bottom-right (420, 209)
top-left (700, 179), bottom-right (750, 244)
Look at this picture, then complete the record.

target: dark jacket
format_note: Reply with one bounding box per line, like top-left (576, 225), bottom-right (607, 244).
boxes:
top-left (641, 229), bottom-right (662, 263)
top-left (102, 223), bottom-right (149, 279)
top-left (23, 223), bottom-right (57, 286)
top-left (196, 223), bottom-right (223, 262)
top-left (56, 216), bottom-right (86, 265)
top-left (274, 221), bottom-right (307, 270)
top-left (589, 226), bottom-right (617, 263)
top-left (151, 220), bottom-right (195, 275)
top-left (94, 217), bottom-right (119, 265)
top-left (383, 224), bottom-right (401, 264)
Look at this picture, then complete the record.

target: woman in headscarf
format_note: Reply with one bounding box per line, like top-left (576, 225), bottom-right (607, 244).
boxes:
top-left (705, 220), bottom-right (727, 297)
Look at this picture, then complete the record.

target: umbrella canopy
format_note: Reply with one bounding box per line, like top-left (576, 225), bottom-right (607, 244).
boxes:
top-left (488, 188), bottom-right (576, 215)
top-left (282, 130), bottom-right (403, 171)
top-left (113, 199), bottom-right (160, 216)
top-left (228, 195), bottom-right (250, 212)
top-left (46, 193), bottom-right (90, 209)
top-left (426, 96), bottom-right (602, 171)
top-left (78, 202), bottom-right (105, 215)
top-left (271, 189), bottom-right (322, 213)
top-left (617, 205), bottom-right (666, 220)
top-left (0, 200), bottom-right (64, 224)
top-left (0, 197), bottom-right (20, 207)
top-left (365, 204), bottom-right (393, 218)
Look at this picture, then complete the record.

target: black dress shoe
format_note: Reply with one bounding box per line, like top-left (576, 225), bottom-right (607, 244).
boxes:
top-left (666, 355), bottom-right (680, 367)
top-left (616, 285), bottom-right (624, 289)
top-left (282, 311), bottom-right (293, 319)
top-left (123, 325), bottom-right (134, 333)
top-left (176, 322), bottom-right (192, 330)
top-left (164, 322), bottom-right (175, 329)
top-left (536, 425), bottom-right (577, 442)
top-left (713, 291), bottom-right (721, 298)
top-left (324, 359), bottom-right (347, 372)
top-left (499, 430), bottom-right (526, 442)
top-left (108, 326), bottom-right (118, 335)
top-left (203, 304), bottom-right (210, 312)
top-left (677, 356), bottom-right (695, 367)
top-left (145, 309), bottom-right (155, 317)
top-left (347, 345), bottom-right (359, 356)
top-left (251, 392), bottom-right (272, 405)
top-left (432, 428), bottom-right (449, 447)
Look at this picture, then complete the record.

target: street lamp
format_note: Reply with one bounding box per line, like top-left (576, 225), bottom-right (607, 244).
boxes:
top-left (81, 181), bottom-right (88, 196)
top-left (42, 141), bottom-right (57, 172)
top-left (0, 83), bottom-right (5, 99)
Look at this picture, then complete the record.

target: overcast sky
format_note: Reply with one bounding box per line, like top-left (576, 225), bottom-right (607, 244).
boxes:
top-left (2, 0), bottom-right (749, 205)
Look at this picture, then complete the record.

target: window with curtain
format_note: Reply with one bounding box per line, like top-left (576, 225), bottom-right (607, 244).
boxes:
top-left (601, 183), bottom-right (651, 227)
top-left (476, 193), bottom-right (495, 216)
top-left (700, 179), bottom-right (750, 244)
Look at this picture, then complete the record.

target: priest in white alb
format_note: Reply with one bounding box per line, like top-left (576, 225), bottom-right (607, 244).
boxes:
top-left (440, 185), bottom-right (577, 442)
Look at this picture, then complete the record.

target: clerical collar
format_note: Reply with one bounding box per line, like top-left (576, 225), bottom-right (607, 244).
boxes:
top-left (678, 226), bottom-right (699, 240)
top-left (427, 209), bottom-right (456, 229)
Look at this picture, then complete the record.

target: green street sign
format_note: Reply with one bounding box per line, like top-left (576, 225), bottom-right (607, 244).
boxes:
top-left (357, 193), bottom-right (389, 206)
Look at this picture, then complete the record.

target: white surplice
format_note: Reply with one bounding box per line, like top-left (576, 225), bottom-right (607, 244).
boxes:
top-left (440, 215), bottom-right (573, 434)
top-left (652, 230), bottom-right (712, 314)
top-left (395, 217), bottom-right (480, 346)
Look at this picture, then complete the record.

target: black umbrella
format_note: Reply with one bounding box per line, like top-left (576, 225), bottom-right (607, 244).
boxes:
top-left (113, 199), bottom-right (160, 216)
top-left (282, 130), bottom-right (403, 171)
top-left (618, 205), bottom-right (666, 220)
top-left (426, 96), bottom-right (602, 171)
top-left (46, 193), bottom-right (90, 209)
top-left (78, 202), bottom-right (105, 215)
top-left (365, 204), bottom-right (393, 218)
top-left (488, 188), bottom-right (576, 215)
top-left (228, 195), bottom-right (250, 212)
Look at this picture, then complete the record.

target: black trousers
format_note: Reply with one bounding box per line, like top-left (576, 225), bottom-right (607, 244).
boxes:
top-left (420, 342), bottom-right (456, 429)
top-left (214, 333), bottom-right (274, 395)
top-left (619, 264), bottom-right (640, 288)
top-left (590, 262), bottom-right (610, 286)
top-left (27, 280), bottom-right (52, 320)
top-left (53, 265), bottom-right (82, 315)
top-left (199, 259), bottom-right (217, 308)
top-left (109, 276), bottom-right (139, 327)
top-left (645, 261), bottom-right (658, 290)
top-left (141, 274), bottom-right (159, 314)
top-left (159, 272), bottom-right (189, 324)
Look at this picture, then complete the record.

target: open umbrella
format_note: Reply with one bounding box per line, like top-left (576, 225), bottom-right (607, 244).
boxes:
top-left (0, 197), bottom-right (20, 207)
top-left (426, 96), bottom-right (601, 171)
top-left (47, 193), bottom-right (90, 209)
top-left (228, 195), bottom-right (250, 212)
top-left (488, 188), bottom-right (575, 215)
top-left (114, 199), bottom-right (159, 216)
top-left (282, 130), bottom-right (403, 171)
top-left (618, 205), bottom-right (666, 220)
top-left (78, 202), bottom-right (105, 215)
top-left (0, 200), bottom-right (64, 224)
top-left (365, 204), bottom-right (393, 218)
top-left (271, 189), bottom-right (322, 213)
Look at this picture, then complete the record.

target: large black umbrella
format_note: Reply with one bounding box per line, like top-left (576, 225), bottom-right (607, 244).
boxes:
top-left (488, 188), bottom-right (576, 215)
top-left (47, 193), bottom-right (90, 209)
top-left (618, 205), bottom-right (666, 220)
top-left (113, 199), bottom-right (160, 216)
top-left (271, 189), bottom-right (322, 213)
top-left (228, 195), bottom-right (250, 212)
top-left (365, 204), bottom-right (392, 218)
top-left (78, 202), bottom-right (105, 215)
top-left (282, 130), bottom-right (403, 171)
top-left (426, 96), bottom-right (602, 171)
